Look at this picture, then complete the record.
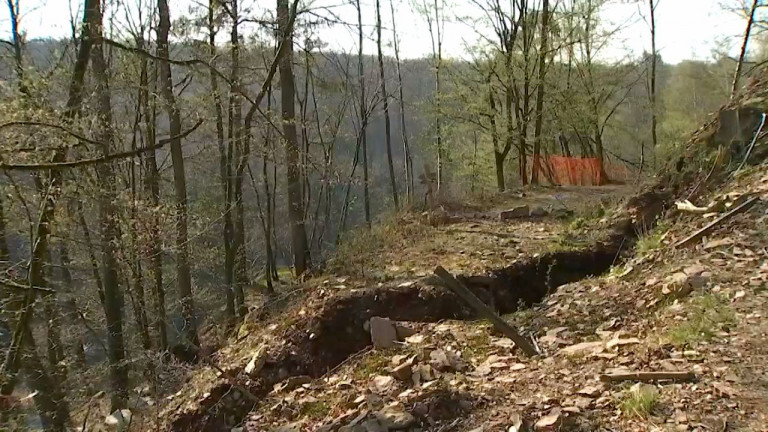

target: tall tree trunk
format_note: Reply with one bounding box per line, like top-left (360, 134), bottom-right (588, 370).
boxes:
top-left (389, 0), bottom-right (413, 205)
top-left (59, 243), bottom-right (86, 370)
top-left (430, 0), bottom-right (444, 190)
top-left (376, 0), bottom-right (399, 209)
top-left (208, 0), bottom-right (236, 322)
top-left (21, 327), bottom-right (70, 432)
top-left (91, 0), bottom-right (129, 409)
top-left (142, 59), bottom-right (167, 350)
top-left (732, 0), bottom-right (758, 99)
top-left (531, 0), bottom-right (550, 185)
top-left (130, 36), bottom-right (151, 352)
top-left (278, 0), bottom-right (311, 274)
top-left (504, 84), bottom-right (515, 189)
top-left (229, 0), bottom-right (247, 319)
top-left (261, 84), bottom-right (276, 294)
top-left (6, 0), bottom-right (28, 95)
top-left (157, 0), bottom-right (199, 347)
top-left (648, 0), bottom-right (658, 171)
top-left (488, 74), bottom-right (504, 192)
top-left (356, 0), bottom-right (371, 226)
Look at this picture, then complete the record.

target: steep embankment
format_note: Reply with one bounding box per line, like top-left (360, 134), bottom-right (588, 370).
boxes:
top-left (157, 76), bottom-right (768, 432)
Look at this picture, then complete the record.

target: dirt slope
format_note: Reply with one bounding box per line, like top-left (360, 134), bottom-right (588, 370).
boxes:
top-left (152, 77), bottom-right (768, 432)
top-left (213, 168), bottom-right (768, 432)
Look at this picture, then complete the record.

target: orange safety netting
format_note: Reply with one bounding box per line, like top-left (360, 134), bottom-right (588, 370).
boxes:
top-left (531, 155), bottom-right (632, 186)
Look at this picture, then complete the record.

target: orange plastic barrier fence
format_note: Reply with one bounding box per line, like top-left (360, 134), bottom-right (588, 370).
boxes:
top-left (531, 155), bottom-right (632, 185)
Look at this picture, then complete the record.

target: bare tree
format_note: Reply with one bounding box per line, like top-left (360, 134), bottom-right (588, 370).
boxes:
top-left (422, 0), bottom-right (445, 189)
top-left (157, 0), bottom-right (199, 347)
top-left (531, 0), bottom-right (552, 184)
top-left (228, 0), bottom-right (248, 319)
top-left (207, 0), bottom-right (237, 323)
top-left (376, 0), bottom-right (399, 209)
top-left (355, 0), bottom-right (372, 226)
top-left (732, 0), bottom-right (759, 98)
top-left (91, 0), bottom-right (129, 410)
top-left (390, 0), bottom-right (414, 204)
top-left (278, 0), bottom-right (311, 274)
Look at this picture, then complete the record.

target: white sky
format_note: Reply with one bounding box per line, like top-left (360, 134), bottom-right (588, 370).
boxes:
top-left (0, 0), bottom-right (755, 64)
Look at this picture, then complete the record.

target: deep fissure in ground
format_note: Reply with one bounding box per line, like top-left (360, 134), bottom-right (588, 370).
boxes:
top-left (171, 190), bottom-right (668, 432)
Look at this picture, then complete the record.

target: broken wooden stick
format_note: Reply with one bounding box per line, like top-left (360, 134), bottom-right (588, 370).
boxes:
top-left (599, 371), bottom-right (696, 383)
top-left (433, 266), bottom-right (539, 357)
top-left (674, 196), bottom-right (759, 248)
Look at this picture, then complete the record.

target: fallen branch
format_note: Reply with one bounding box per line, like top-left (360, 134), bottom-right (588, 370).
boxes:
top-left (674, 196), bottom-right (760, 248)
top-left (599, 371), bottom-right (696, 383)
top-left (433, 266), bottom-right (539, 357)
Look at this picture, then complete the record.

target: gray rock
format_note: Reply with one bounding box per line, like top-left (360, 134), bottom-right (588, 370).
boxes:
top-left (369, 317), bottom-right (398, 349)
top-left (499, 205), bottom-right (530, 220)
top-left (530, 206), bottom-right (548, 217)
top-left (362, 419), bottom-right (388, 432)
top-left (375, 406), bottom-right (416, 430)
top-left (105, 409), bottom-right (132, 429)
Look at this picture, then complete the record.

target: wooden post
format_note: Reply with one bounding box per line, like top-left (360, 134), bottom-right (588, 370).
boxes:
top-left (433, 266), bottom-right (539, 357)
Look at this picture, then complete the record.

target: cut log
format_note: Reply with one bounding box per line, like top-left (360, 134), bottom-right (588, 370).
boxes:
top-left (433, 266), bottom-right (539, 357)
top-left (599, 371), bottom-right (696, 383)
top-left (674, 196), bottom-right (759, 248)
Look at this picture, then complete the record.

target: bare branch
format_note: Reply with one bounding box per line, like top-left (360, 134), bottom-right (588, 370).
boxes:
top-left (0, 119), bottom-right (204, 171)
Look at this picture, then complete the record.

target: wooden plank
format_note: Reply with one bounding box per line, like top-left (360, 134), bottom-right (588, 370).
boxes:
top-left (433, 266), bottom-right (539, 357)
top-left (674, 196), bottom-right (759, 248)
top-left (599, 371), bottom-right (696, 383)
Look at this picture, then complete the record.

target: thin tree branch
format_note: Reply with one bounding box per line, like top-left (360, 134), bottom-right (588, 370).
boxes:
top-left (0, 119), bottom-right (203, 170)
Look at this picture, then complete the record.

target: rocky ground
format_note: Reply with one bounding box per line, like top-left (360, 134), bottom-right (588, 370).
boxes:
top-left (222, 167), bottom-right (768, 432)
top-left (143, 158), bottom-right (768, 432)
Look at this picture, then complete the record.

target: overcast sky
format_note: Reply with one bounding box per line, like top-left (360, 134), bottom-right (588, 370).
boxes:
top-left (0, 0), bottom-right (754, 64)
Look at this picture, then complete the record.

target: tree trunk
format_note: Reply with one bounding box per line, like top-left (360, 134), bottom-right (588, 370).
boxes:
top-left (494, 151), bottom-right (505, 192)
top-left (229, 0), bottom-right (247, 319)
top-left (130, 36), bottom-right (151, 352)
top-left (278, 0), bottom-right (311, 274)
top-left (531, 0), bottom-right (550, 185)
top-left (390, 0), bottom-right (413, 205)
top-left (208, 0), bottom-right (236, 323)
top-left (356, 0), bottom-right (371, 227)
top-left (731, 0), bottom-right (758, 99)
top-left (91, 0), bottom-right (129, 409)
top-left (648, 0), bottom-right (658, 171)
top-left (141, 45), bottom-right (167, 351)
top-left (21, 327), bottom-right (70, 432)
top-left (157, 0), bottom-right (199, 348)
top-left (489, 74), bottom-right (504, 192)
top-left (0, 193), bottom-right (9, 264)
top-left (433, 0), bottom-right (443, 190)
top-left (59, 243), bottom-right (86, 370)
top-left (376, 0), bottom-right (399, 209)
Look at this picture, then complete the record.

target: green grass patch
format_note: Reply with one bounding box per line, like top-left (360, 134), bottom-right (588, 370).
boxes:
top-left (636, 220), bottom-right (670, 254)
top-left (352, 348), bottom-right (401, 381)
top-left (664, 294), bottom-right (735, 348)
top-left (461, 324), bottom-right (493, 358)
top-left (329, 216), bottom-right (430, 277)
top-left (300, 399), bottom-right (331, 419)
top-left (620, 384), bottom-right (659, 418)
